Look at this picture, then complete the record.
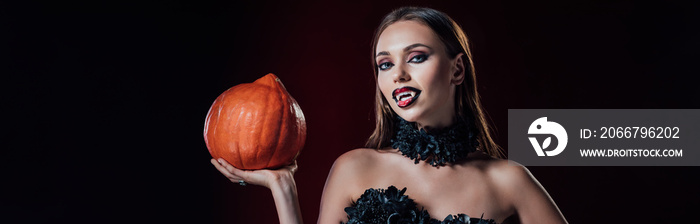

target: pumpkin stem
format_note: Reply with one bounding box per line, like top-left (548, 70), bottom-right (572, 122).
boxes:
top-left (255, 73), bottom-right (280, 87)
top-left (255, 73), bottom-right (290, 93)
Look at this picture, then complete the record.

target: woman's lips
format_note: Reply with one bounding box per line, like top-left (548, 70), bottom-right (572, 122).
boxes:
top-left (392, 86), bottom-right (421, 108)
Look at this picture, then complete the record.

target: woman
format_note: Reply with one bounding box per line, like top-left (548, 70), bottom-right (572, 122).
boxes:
top-left (211, 7), bottom-right (567, 224)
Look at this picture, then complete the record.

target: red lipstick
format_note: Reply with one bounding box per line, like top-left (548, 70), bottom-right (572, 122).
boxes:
top-left (392, 86), bottom-right (422, 108)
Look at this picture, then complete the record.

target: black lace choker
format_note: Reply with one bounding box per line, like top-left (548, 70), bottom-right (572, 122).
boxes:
top-left (390, 116), bottom-right (479, 167)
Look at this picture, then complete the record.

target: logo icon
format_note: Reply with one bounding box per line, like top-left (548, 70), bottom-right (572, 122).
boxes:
top-left (528, 117), bottom-right (568, 156)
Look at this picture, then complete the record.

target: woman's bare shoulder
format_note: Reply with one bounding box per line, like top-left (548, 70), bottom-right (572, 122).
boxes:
top-left (319, 148), bottom-right (385, 223)
top-left (334, 148), bottom-right (376, 166)
top-left (458, 155), bottom-right (534, 189)
top-left (327, 147), bottom-right (403, 187)
top-left (328, 148), bottom-right (378, 178)
top-left (336, 147), bottom-right (379, 160)
top-left (481, 159), bottom-right (568, 223)
top-left (333, 147), bottom-right (398, 168)
top-left (483, 159), bottom-right (532, 185)
top-left (482, 159), bottom-right (550, 208)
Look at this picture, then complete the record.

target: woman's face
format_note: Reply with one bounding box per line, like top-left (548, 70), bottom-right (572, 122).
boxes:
top-left (375, 20), bottom-right (464, 129)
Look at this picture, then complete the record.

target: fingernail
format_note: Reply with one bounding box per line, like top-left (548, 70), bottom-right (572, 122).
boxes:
top-left (217, 158), bottom-right (223, 164)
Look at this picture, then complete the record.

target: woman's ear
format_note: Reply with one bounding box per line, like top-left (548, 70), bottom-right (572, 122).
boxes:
top-left (451, 53), bottom-right (466, 85)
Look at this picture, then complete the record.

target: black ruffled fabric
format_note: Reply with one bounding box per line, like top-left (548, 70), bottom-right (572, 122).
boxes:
top-left (391, 116), bottom-right (479, 167)
top-left (343, 186), bottom-right (497, 224)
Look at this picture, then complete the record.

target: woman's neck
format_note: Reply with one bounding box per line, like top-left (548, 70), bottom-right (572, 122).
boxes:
top-left (415, 117), bottom-right (455, 132)
top-left (412, 98), bottom-right (457, 131)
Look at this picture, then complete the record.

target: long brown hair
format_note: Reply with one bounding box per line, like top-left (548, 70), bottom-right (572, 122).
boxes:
top-left (365, 7), bottom-right (503, 158)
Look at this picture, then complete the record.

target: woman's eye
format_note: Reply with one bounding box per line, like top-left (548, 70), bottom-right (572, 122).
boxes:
top-left (408, 54), bottom-right (428, 63)
top-left (378, 62), bottom-right (394, 71)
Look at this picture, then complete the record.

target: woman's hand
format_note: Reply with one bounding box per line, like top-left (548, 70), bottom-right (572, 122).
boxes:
top-left (210, 158), bottom-right (303, 224)
top-left (210, 158), bottom-right (298, 189)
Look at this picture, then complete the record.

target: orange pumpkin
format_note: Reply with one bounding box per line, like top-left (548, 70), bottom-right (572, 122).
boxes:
top-left (203, 73), bottom-right (306, 170)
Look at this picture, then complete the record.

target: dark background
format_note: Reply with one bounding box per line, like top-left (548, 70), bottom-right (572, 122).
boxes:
top-left (3, 0), bottom-right (700, 223)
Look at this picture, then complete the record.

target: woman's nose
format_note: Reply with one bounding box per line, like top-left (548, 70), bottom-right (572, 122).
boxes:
top-left (392, 64), bottom-right (410, 83)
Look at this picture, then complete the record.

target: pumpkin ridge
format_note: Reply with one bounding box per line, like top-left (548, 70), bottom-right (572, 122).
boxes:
top-left (233, 106), bottom-right (244, 169)
top-left (264, 89), bottom-right (286, 168)
top-left (256, 85), bottom-right (273, 169)
top-left (274, 76), bottom-right (300, 168)
top-left (291, 102), bottom-right (306, 160)
top-left (211, 93), bottom-right (225, 159)
top-left (231, 87), bottom-right (250, 169)
top-left (252, 84), bottom-right (276, 169)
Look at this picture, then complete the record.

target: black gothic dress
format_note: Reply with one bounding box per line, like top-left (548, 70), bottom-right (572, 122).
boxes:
top-left (343, 186), bottom-right (497, 224)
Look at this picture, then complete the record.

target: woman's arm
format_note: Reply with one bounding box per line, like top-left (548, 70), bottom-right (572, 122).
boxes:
top-left (211, 159), bottom-right (303, 224)
top-left (491, 161), bottom-right (568, 224)
top-left (212, 149), bottom-right (371, 224)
